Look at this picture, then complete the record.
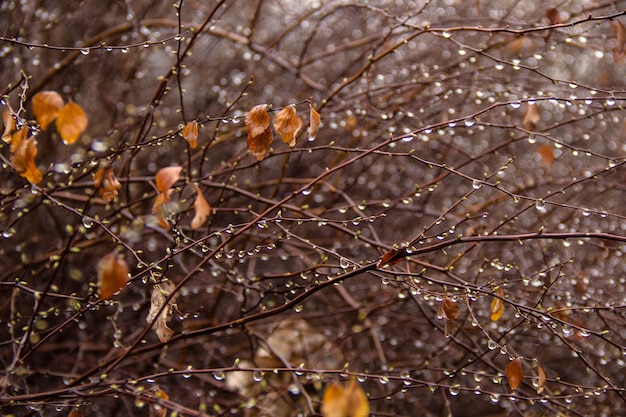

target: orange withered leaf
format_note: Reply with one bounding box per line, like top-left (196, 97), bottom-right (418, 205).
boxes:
top-left (309, 103), bottom-right (321, 141)
top-left (321, 381), bottom-right (347, 417)
top-left (2, 107), bottom-right (15, 143)
top-left (345, 379), bottom-right (370, 417)
top-left (490, 287), bottom-right (505, 321)
top-left (152, 192), bottom-right (171, 229)
top-left (191, 185), bottom-right (210, 230)
top-left (155, 166), bottom-right (182, 200)
top-left (521, 103), bottom-right (540, 131)
top-left (245, 104), bottom-right (271, 137)
top-left (94, 166), bottom-right (121, 202)
top-left (377, 248), bottom-right (404, 268)
top-left (32, 91), bottom-right (64, 130)
top-left (247, 127), bottom-right (273, 161)
top-left (10, 128), bottom-right (42, 184)
top-left (537, 143), bottom-right (554, 166)
top-left (545, 8), bottom-right (561, 25)
top-left (97, 253), bottom-right (129, 300)
top-left (536, 361), bottom-right (546, 394)
top-left (506, 358), bottom-right (524, 390)
top-left (182, 120), bottom-right (199, 149)
top-left (56, 101), bottom-right (88, 144)
top-left (273, 105), bottom-right (302, 147)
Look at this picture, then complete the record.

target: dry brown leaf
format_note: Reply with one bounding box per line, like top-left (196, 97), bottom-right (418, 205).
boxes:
top-left (32, 91), bottom-right (64, 131)
top-left (522, 103), bottom-right (541, 131)
top-left (56, 101), bottom-right (88, 144)
top-left (94, 166), bottom-right (121, 202)
top-left (245, 104), bottom-right (271, 137)
top-left (321, 382), bottom-right (347, 417)
top-left (182, 120), bottom-right (199, 149)
top-left (273, 105), bottom-right (302, 146)
top-left (247, 127), bottom-right (273, 161)
top-left (97, 253), bottom-right (129, 300)
top-left (309, 104), bottom-right (321, 141)
top-left (536, 361), bottom-right (546, 394)
top-left (10, 128), bottom-right (42, 184)
top-left (613, 20), bottom-right (626, 58)
top-left (490, 287), bottom-right (505, 321)
top-left (152, 192), bottom-right (171, 229)
top-left (345, 379), bottom-right (370, 417)
top-left (438, 296), bottom-right (458, 322)
top-left (537, 143), bottom-right (554, 166)
top-left (155, 166), bottom-right (183, 200)
top-left (545, 8), bottom-right (561, 25)
top-left (191, 185), bottom-right (210, 229)
top-left (2, 107), bottom-right (15, 143)
top-left (147, 281), bottom-right (177, 343)
top-left (506, 358), bottom-right (524, 390)
top-left (377, 248), bottom-right (404, 268)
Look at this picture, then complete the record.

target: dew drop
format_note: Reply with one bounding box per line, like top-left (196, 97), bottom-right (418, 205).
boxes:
top-left (535, 199), bottom-right (546, 212)
top-left (464, 118), bottom-right (475, 127)
top-left (442, 31), bottom-right (451, 38)
top-left (253, 371), bottom-right (264, 382)
top-left (510, 102), bottom-right (521, 109)
top-left (212, 370), bottom-right (225, 381)
top-left (339, 257), bottom-right (350, 269)
top-left (449, 384), bottom-right (460, 395)
top-left (82, 217), bottom-right (94, 229)
top-left (490, 393), bottom-right (500, 403)
top-left (293, 304), bottom-right (304, 313)
top-left (2, 228), bottom-right (16, 238)
top-left (80, 48), bottom-right (89, 55)
top-left (301, 188), bottom-right (312, 196)
top-left (472, 179), bottom-right (482, 190)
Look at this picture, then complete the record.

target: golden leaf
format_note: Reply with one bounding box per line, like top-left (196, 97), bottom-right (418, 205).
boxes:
top-left (155, 166), bottom-right (183, 200)
top-left (94, 166), bottom-right (121, 202)
top-left (309, 103), bottom-right (321, 141)
top-left (536, 361), bottom-right (546, 394)
top-left (490, 287), bottom-right (505, 321)
top-left (521, 103), bottom-right (540, 131)
top-left (147, 281), bottom-right (176, 343)
top-left (345, 379), bottom-right (369, 417)
top-left (245, 104), bottom-right (271, 137)
top-left (2, 107), bottom-right (15, 143)
top-left (247, 127), bottom-right (273, 161)
top-left (191, 185), bottom-right (211, 229)
top-left (56, 101), bottom-right (88, 144)
top-left (273, 105), bottom-right (302, 147)
top-left (321, 382), bottom-right (347, 417)
top-left (10, 128), bottom-right (42, 184)
top-left (182, 120), bottom-right (199, 149)
top-left (97, 253), bottom-right (129, 300)
top-left (506, 358), bottom-right (524, 390)
top-left (32, 91), bottom-right (64, 130)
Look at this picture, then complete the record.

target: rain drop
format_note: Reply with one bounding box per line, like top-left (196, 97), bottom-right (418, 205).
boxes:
top-left (80, 48), bottom-right (89, 55)
top-left (535, 199), bottom-right (546, 212)
top-left (339, 257), bottom-right (350, 269)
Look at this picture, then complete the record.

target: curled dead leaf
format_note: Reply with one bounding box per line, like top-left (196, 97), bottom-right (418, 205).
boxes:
top-left (2, 107), bottom-right (15, 143)
top-left (56, 101), bottom-right (88, 144)
top-left (147, 281), bottom-right (177, 343)
top-left (536, 361), bottom-right (546, 394)
top-left (273, 105), bottom-right (302, 147)
top-left (10, 128), bottom-right (42, 184)
top-left (94, 166), bottom-right (121, 202)
top-left (490, 287), bottom-right (505, 321)
top-left (521, 103), bottom-right (541, 131)
top-left (438, 296), bottom-right (458, 322)
top-left (246, 104), bottom-right (271, 137)
top-left (182, 120), bottom-right (199, 149)
top-left (191, 185), bottom-right (211, 229)
top-left (97, 253), bottom-right (129, 300)
top-left (506, 358), bottom-right (524, 390)
top-left (33, 91), bottom-right (64, 131)
top-left (309, 103), bottom-right (321, 141)
top-left (155, 166), bottom-right (182, 200)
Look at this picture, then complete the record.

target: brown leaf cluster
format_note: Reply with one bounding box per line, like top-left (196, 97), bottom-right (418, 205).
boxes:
top-left (506, 358), bottom-right (524, 390)
top-left (146, 281), bottom-right (177, 343)
top-left (94, 166), bottom-right (121, 202)
top-left (33, 91), bottom-right (88, 144)
top-left (321, 380), bottom-right (369, 417)
top-left (97, 253), bottom-right (129, 300)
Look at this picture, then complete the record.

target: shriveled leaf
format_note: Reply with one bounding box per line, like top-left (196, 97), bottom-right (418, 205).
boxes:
top-left (247, 127), bottom-right (273, 161)
top-left (191, 185), bottom-right (211, 229)
top-left (345, 379), bottom-right (370, 417)
top-left (438, 296), bottom-right (458, 322)
top-left (377, 248), bottom-right (404, 268)
top-left (273, 105), bottom-right (302, 146)
top-left (245, 104), bottom-right (271, 137)
top-left (2, 107), bottom-right (15, 143)
top-left (506, 358), bottom-right (524, 390)
top-left (152, 192), bottom-right (171, 229)
top-left (94, 166), bottom-right (121, 202)
top-left (536, 361), bottom-right (546, 394)
top-left (155, 166), bottom-right (183, 199)
top-left (309, 104), bottom-right (321, 141)
top-left (10, 128), bottom-right (42, 184)
top-left (321, 382), bottom-right (347, 417)
top-left (545, 8), bottom-right (561, 25)
top-left (147, 281), bottom-right (177, 343)
top-left (97, 253), bottom-right (129, 300)
top-left (56, 101), bottom-right (88, 144)
top-left (32, 91), bottom-right (64, 130)
top-left (521, 103), bottom-right (540, 131)
top-left (490, 287), bottom-right (505, 321)
top-left (182, 120), bottom-right (199, 149)
top-left (613, 20), bottom-right (626, 58)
